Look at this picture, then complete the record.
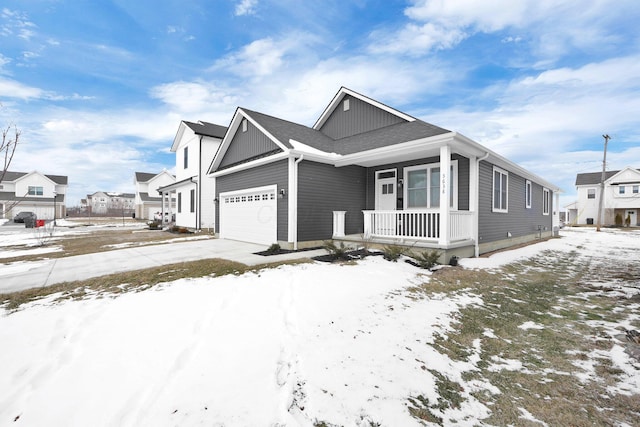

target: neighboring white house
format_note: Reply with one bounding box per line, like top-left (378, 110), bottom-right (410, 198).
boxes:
top-left (84, 191), bottom-right (135, 215)
top-left (0, 170), bottom-right (68, 220)
top-left (134, 171), bottom-right (176, 221)
top-left (158, 121), bottom-right (227, 230)
top-left (567, 166), bottom-right (640, 226)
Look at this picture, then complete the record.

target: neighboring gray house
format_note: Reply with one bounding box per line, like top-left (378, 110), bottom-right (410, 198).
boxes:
top-left (208, 87), bottom-right (561, 260)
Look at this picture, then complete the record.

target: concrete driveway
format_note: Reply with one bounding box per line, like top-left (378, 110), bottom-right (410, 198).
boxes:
top-left (0, 238), bottom-right (327, 294)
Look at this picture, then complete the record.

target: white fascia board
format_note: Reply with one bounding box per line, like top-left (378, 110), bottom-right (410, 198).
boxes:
top-left (170, 121), bottom-right (188, 153)
top-left (209, 108), bottom-right (289, 174)
top-left (313, 87), bottom-right (415, 130)
top-left (243, 110), bottom-right (290, 153)
top-left (209, 108), bottom-right (244, 173)
top-left (288, 139), bottom-right (342, 164)
top-left (209, 152), bottom-right (289, 178)
top-left (333, 132), bottom-right (456, 167)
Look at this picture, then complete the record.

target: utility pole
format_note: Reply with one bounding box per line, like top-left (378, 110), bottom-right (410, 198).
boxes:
top-left (596, 134), bottom-right (611, 231)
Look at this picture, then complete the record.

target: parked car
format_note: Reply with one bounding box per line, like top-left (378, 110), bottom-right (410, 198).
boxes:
top-left (14, 211), bottom-right (37, 223)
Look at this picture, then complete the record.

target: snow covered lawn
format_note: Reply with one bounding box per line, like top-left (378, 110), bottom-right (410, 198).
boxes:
top-left (1, 227), bottom-right (639, 426)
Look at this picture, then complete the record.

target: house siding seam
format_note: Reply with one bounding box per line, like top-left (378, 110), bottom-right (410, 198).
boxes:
top-left (215, 159), bottom-right (289, 241)
top-left (365, 155), bottom-right (471, 211)
top-left (478, 161), bottom-right (552, 244)
top-left (319, 95), bottom-right (405, 140)
top-left (297, 161), bottom-right (367, 241)
top-left (219, 120), bottom-right (282, 169)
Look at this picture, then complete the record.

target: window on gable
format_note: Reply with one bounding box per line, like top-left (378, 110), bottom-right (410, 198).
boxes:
top-left (343, 98), bottom-right (350, 111)
top-left (492, 167), bottom-right (508, 213)
top-left (190, 189), bottom-right (195, 212)
top-left (405, 162), bottom-right (457, 209)
top-left (28, 186), bottom-right (44, 196)
top-left (587, 188), bottom-right (596, 199)
top-left (183, 146), bottom-right (189, 169)
top-left (543, 188), bottom-right (550, 215)
top-left (619, 186), bottom-right (625, 194)
top-left (242, 119), bottom-right (247, 132)
top-left (525, 180), bottom-right (532, 209)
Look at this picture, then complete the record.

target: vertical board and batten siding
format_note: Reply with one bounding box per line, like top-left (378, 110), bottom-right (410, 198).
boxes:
top-left (297, 161), bottom-right (367, 241)
top-left (319, 95), bottom-right (406, 140)
top-left (365, 155), bottom-right (471, 210)
top-left (478, 161), bottom-right (552, 244)
top-left (215, 160), bottom-right (289, 241)
top-left (219, 120), bottom-right (282, 169)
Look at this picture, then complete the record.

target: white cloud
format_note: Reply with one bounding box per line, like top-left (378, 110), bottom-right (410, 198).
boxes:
top-left (235, 0), bottom-right (258, 16)
top-left (0, 77), bottom-right (43, 99)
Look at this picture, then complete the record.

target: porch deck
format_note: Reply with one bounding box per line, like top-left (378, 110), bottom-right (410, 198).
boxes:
top-left (332, 209), bottom-right (476, 252)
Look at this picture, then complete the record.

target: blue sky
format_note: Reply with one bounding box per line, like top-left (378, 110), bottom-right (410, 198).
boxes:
top-left (1, 0), bottom-right (639, 207)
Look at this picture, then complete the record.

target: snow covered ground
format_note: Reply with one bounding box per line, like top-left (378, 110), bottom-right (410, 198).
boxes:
top-left (0, 227), bottom-right (638, 426)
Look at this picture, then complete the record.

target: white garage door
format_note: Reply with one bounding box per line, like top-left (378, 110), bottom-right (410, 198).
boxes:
top-left (219, 185), bottom-right (277, 245)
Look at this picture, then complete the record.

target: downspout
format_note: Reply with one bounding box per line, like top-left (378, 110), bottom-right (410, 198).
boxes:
top-left (197, 135), bottom-right (203, 231)
top-left (475, 152), bottom-right (490, 257)
top-left (293, 154), bottom-right (304, 250)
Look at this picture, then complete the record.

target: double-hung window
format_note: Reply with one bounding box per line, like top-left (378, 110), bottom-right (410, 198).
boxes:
top-left (543, 188), bottom-right (550, 215)
top-left (587, 188), bottom-right (596, 199)
top-left (493, 167), bottom-right (508, 213)
top-left (28, 186), bottom-right (44, 196)
top-left (525, 180), bottom-right (532, 209)
top-left (404, 162), bottom-right (457, 209)
top-left (619, 186), bottom-right (626, 195)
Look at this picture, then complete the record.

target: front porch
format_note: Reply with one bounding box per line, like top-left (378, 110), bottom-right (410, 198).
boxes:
top-left (332, 209), bottom-right (477, 262)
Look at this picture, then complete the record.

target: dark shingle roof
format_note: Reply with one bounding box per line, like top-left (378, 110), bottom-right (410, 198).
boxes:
top-left (333, 120), bottom-right (450, 155)
top-left (243, 110), bottom-right (450, 155)
top-left (575, 170), bottom-right (620, 186)
top-left (135, 172), bottom-right (157, 182)
top-left (1, 171), bottom-right (68, 184)
top-left (184, 121), bottom-right (227, 139)
top-left (138, 192), bottom-right (162, 202)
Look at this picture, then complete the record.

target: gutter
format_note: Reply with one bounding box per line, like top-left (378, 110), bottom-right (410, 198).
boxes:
top-left (475, 152), bottom-right (490, 257)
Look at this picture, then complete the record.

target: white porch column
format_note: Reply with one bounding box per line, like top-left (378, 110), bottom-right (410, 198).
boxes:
top-left (469, 155), bottom-right (478, 253)
top-left (333, 211), bottom-right (346, 237)
top-left (438, 145), bottom-right (451, 246)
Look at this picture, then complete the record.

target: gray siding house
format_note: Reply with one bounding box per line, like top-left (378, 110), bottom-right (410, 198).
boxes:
top-left (208, 87), bottom-right (561, 259)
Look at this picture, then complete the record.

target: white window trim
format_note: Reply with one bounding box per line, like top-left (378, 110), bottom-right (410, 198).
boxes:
top-left (492, 166), bottom-right (509, 213)
top-left (543, 188), bottom-right (550, 215)
top-left (403, 161), bottom-right (458, 210)
top-left (525, 180), bottom-right (532, 209)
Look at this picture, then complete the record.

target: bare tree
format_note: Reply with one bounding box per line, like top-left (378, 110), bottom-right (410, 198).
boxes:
top-left (1, 109), bottom-right (21, 217)
top-left (1, 110), bottom-right (20, 183)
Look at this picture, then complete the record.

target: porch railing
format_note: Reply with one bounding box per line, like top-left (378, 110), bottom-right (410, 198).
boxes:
top-left (362, 210), bottom-right (473, 242)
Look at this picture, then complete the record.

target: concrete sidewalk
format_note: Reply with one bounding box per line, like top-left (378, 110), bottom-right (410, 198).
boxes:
top-left (0, 239), bottom-right (327, 294)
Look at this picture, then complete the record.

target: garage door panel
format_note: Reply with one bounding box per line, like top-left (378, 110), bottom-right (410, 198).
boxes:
top-left (219, 186), bottom-right (277, 245)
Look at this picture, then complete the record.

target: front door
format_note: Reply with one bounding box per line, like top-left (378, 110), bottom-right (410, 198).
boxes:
top-left (375, 169), bottom-right (397, 210)
top-left (625, 210), bottom-right (637, 226)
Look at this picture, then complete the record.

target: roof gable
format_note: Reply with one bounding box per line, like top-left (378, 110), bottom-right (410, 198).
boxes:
top-left (606, 166), bottom-right (640, 185)
top-left (171, 120), bottom-right (227, 152)
top-left (313, 87), bottom-right (415, 134)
